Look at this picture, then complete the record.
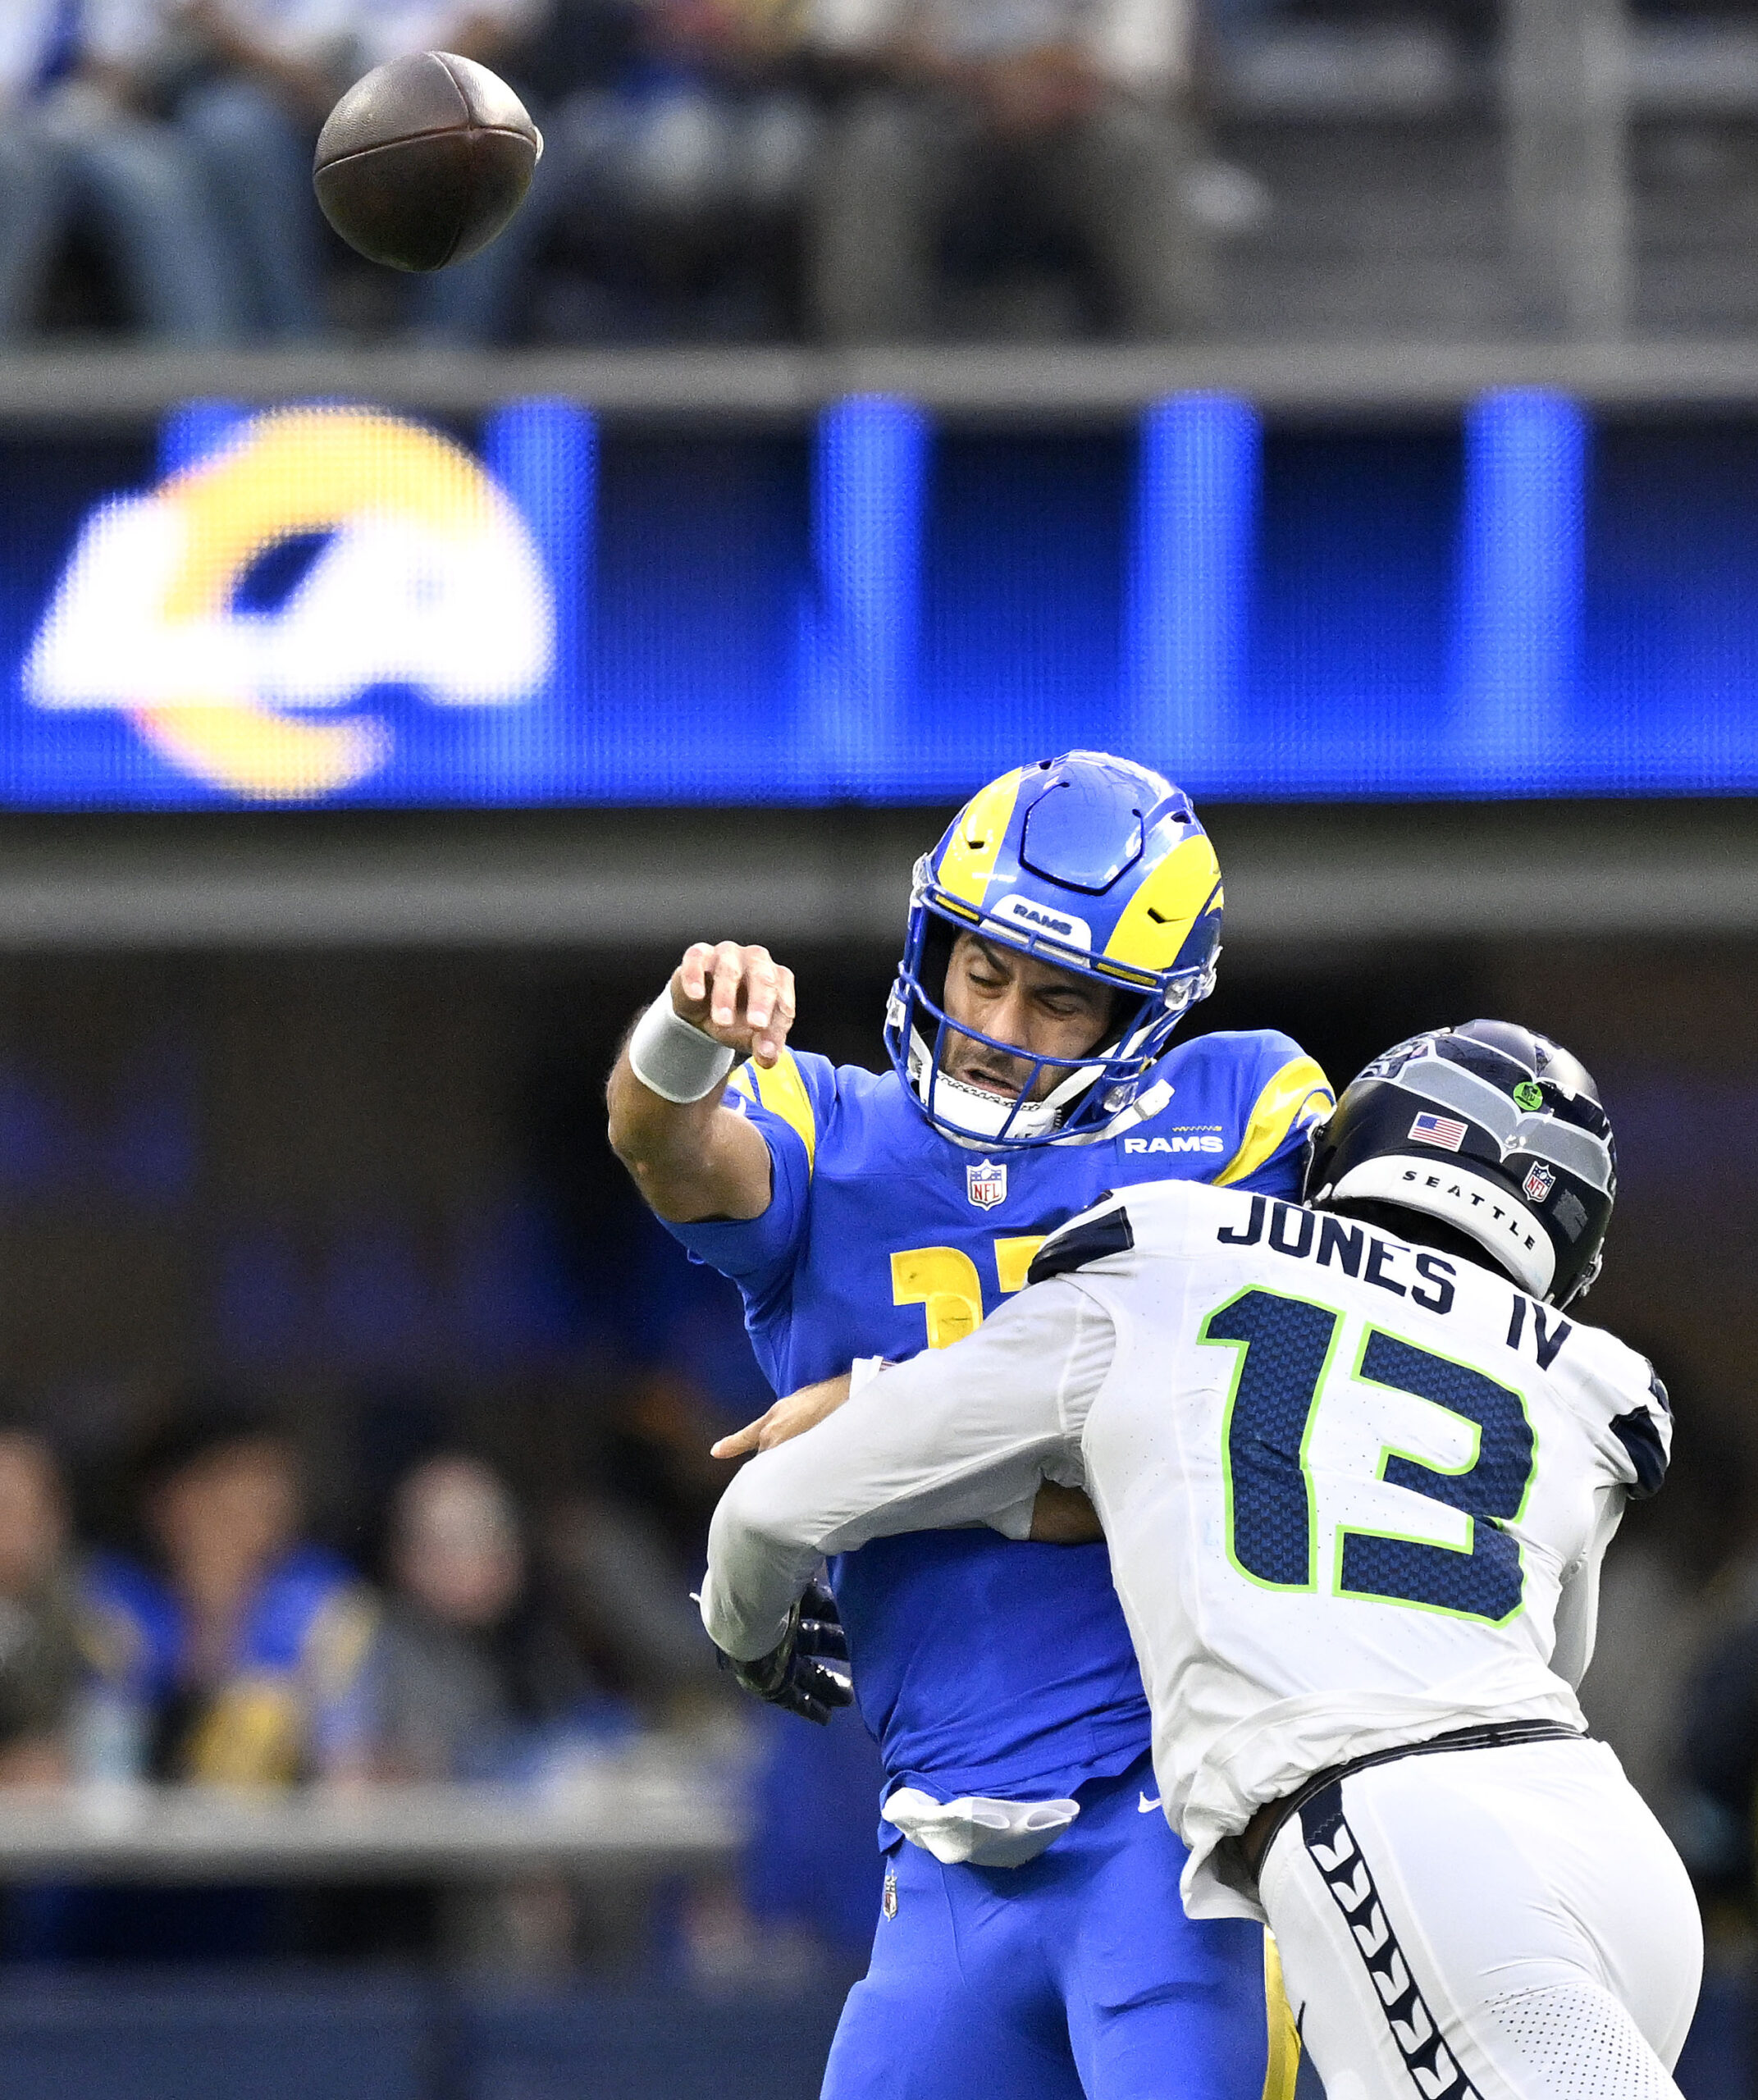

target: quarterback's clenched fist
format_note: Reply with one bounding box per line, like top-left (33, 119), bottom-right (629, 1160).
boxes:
top-left (671, 942), bottom-right (797, 1069)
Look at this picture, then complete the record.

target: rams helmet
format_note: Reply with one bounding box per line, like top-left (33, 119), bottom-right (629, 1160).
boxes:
top-left (1304, 1020), bottom-right (1616, 1308)
top-left (884, 751), bottom-right (1224, 1148)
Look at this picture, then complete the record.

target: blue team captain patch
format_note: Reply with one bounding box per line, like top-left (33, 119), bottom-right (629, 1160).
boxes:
top-left (966, 1159), bottom-right (1008, 1208)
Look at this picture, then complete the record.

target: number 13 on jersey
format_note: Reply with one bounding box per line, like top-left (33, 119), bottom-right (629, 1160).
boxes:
top-left (1202, 1287), bottom-right (1537, 1625)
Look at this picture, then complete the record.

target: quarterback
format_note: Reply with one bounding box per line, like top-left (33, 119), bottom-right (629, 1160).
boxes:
top-left (703, 1022), bottom-right (1701, 2100)
top-left (608, 752), bottom-right (1333, 2099)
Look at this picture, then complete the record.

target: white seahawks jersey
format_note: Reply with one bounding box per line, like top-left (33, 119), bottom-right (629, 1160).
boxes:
top-left (1038, 1178), bottom-right (1666, 1917)
top-left (701, 1178), bottom-right (1669, 1924)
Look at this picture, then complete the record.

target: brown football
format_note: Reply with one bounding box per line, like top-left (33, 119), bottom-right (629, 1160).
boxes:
top-left (313, 52), bottom-right (542, 273)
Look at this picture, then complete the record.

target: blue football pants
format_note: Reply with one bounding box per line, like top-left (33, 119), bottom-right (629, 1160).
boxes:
top-left (821, 1755), bottom-right (1268, 2100)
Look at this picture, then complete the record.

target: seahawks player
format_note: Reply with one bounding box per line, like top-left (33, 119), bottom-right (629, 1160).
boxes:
top-left (702, 1022), bottom-right (1701, 2100)
top-left (608, 752), bottom-right (1332, 2100)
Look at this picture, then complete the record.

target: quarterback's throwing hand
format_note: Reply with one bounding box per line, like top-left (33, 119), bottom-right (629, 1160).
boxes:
top-left (673, 942), bottom-right (797, 1070)
top-left (717, 1579), bottom-right (853, 1725)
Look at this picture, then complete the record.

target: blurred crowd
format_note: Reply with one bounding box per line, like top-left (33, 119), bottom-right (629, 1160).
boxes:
top-left (5, 0), bottom-right (1756, 345)
top-left (0, 1381), bottom-right (881, 1973)
top-left (0, 1399), bottom-right (692, 1792)
top-left (0, 0), bottom-right (1221, 345)
top-left (11, 0), bottom-right (1757, 348)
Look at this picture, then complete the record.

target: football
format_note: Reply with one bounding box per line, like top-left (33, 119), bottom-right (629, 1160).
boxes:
top-left (313, 52), bottom-right (542, 273)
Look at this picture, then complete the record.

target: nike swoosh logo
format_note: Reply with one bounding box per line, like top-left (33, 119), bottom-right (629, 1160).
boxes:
top-left (1138, 1792), bottom-right (1162, 1814)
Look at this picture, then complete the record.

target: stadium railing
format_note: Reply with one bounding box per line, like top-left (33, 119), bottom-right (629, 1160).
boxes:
top-left (11, 340), bottom-right (1758, 425)
top-left (0, 1752), bottom-right (739, 1882)
top-left (0, 801), bottom-right (1753, 952)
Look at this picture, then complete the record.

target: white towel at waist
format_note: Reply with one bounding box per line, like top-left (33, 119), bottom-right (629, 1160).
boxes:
top-left (883, 1786), bottom-right (1080, 1869)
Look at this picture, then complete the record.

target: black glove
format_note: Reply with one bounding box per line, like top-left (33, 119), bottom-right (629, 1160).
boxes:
top-left (719, 1578), bottom-right (852, 1725)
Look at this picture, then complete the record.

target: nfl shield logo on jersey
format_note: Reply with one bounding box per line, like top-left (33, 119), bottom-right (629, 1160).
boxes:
top-left (1523, 1162), bottom-right (1557, 1203)
top-left (966, 1159), bottom-right (1007, 1209)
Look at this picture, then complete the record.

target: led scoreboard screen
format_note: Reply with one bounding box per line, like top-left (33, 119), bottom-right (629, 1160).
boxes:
top-left (2, 393), bottom-right (1758, 808)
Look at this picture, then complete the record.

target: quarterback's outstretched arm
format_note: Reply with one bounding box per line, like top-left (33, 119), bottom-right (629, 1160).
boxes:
top-left (701, 1281), bottom-right (1115, 1661)
top-left (607, 941), bottom-right (795, 1222)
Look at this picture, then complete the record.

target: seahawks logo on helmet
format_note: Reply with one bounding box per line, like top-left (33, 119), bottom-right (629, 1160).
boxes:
top-left (884, 751), bottom-right (1225, 1148)
top-left (1304, 1020), bottom-right (1615, 1308)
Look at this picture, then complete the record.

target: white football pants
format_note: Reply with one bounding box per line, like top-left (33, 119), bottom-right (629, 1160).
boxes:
top-left (1258, 1737), bottom-right (1701, 2100)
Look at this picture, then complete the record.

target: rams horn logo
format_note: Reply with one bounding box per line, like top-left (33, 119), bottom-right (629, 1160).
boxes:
top-left (25, 407), bottom-right (555, 801)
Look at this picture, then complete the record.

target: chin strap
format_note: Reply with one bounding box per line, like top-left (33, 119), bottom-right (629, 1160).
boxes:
top-left (922, 1067), bottom-right (1063, 1145)
top-left (908, 1021), bottom-right (1175, 1149)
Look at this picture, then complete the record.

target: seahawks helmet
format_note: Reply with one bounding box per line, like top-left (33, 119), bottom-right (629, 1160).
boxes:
top-left (884, 751), bottom-right (1224, 1148)
top-left (1304, 1020), bottom-right (1616, 1308)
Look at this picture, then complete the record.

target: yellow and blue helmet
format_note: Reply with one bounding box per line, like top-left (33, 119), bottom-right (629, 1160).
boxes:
top-left (884, 751), bottom-right (1224, 1147)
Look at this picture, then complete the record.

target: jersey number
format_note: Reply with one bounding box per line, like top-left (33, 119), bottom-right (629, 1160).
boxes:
top-left (1202, 1288), bottom-right (1535, 1623)
top-left (890, 1238), bottom-right (1047, 1350)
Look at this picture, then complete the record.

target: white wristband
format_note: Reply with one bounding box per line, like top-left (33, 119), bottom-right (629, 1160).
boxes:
top-left (628, 988), bottom-right (737, 1104)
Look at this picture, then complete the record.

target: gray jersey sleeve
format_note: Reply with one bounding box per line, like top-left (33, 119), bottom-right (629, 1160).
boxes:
top-left (700, 1280), bottom-right (1116, 1662)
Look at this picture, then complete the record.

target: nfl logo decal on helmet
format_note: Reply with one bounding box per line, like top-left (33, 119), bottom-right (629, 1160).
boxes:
top-left (1523, 1162), bottom-right (1558, 1203)
top-left (1304, 1019), bottom-right (1616, 1308)
top-left (885, 751), bottom-right (1223, 1148)
top-left (966, 1159), bottom-right (1008, 1209)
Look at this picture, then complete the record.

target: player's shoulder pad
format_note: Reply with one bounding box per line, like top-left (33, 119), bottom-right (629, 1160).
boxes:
top-left (1158, 1026), bottom-right (1314, 1087)
top-left (1027, 1178), bottom-right (1208, 1285)
top-left (1028, 1198), bottom-right (1135, 1285)
top-left (1161, 1029), bottom-right (1334, 1189)
top-left (724, 1048), bottom-right (836, 1171)
top-left (1559, 1320), bottom-right (1674, 1502)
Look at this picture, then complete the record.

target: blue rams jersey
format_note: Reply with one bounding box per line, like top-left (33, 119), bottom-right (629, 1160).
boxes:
top-left (672, 1030), bottom-right (1331, 1807)
top-left (83, 1545), bottom-right (377, 1783)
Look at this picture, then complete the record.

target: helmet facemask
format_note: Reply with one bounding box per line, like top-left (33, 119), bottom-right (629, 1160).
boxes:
top-left (885, 865), bottom-right (1215, 1149)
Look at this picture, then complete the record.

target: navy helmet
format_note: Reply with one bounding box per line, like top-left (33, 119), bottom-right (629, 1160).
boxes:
top-left (884, 751), bottom-right (1223, 1148)
top-left (1304, 1020), bottom-right (1616, 1308)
